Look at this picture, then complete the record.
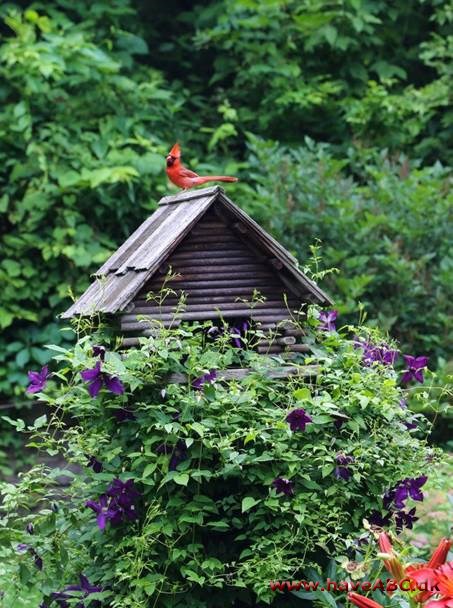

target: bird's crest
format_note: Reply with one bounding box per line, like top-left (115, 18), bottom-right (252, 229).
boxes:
top-left (168, 142), bottom-right (181, 158)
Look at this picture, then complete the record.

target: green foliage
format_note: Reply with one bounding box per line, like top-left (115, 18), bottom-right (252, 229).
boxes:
top-left (0, 1), bottom-right (178, 397)
top-left (0, 319), bottom-right (442, 606)
top-left (238, 135), bottom-right (452, 361)
top-left (168, 0), bottom-right (452, 162)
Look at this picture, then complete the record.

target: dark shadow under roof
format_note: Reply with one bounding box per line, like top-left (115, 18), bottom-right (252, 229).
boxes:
top-left (62, 186), bottom-right (332, 318)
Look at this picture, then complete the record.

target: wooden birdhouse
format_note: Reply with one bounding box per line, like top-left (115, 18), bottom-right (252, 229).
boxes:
top-left (62, 186), bottom-right (332, 367)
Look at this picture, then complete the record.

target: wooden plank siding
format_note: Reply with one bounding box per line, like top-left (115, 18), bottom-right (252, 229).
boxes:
top-left (119, 209), bottom-right (308, 354)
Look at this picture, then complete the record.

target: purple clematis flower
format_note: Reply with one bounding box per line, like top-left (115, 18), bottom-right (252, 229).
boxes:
top-left (401, 355), bottom-right (429, 384)
top-left (368, 511), bottom-right (392, 528)
top-left (286, 408), bottom-right (312, 431)
top-left (92, 345), bottom-right (106, 361)
top-left (51, 574), bottom-right (102, 608)
top-left (318, 310), bottom-right (337, 331)
top-left (81, 361), bottom-right (124, 397)
top-left (333, 415), bottom-right (347, 430)
top-left (354, 338), bottom-right (398, 367)
top-left (392, 475), bottom-right (428, 509)
top-left (334, 453), bottom-right (355, 480)
top-left (272, 477), bottom-right (294, 497)
top-left (86, 479), bottom-right (141, 531)
top-left (106, 478), bottom-right (141, 522)
top-left (192, 369), bottom-right (217, 390)
top-left (26, 523), bottom-right (34, 535)
top-left (399, 398), bottom-right (408, 409)
top-left (27, 365), bottom-right (49, 394)
top-left (16, 543), bottom-right (30, 553)
top-left (86, 455), bottom-right (103, 474)
top-left (395, 507), bottom-right (418, 531)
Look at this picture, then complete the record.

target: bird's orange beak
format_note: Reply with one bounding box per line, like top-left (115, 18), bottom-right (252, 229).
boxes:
top-left (167, 142), bottom-right (181, 159)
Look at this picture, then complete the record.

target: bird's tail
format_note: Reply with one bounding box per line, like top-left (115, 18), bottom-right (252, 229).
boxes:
top-left (195, 176), bottom-right (238, 184)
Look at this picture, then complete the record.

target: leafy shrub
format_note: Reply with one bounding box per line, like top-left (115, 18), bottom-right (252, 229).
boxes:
top-left (0, 314), bottom-right (441, 607)
top-left (0, 1), bottom-right (178, 397)
top-left (238, 135), bottom-right (452, 363)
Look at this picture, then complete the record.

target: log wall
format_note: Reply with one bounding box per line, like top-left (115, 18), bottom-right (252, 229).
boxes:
top-left (118, 209), bottom-right (309, 355)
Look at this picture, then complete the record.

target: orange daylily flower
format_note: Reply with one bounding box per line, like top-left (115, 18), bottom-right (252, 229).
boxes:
top-left (412, 561), bottom-right (453, 608)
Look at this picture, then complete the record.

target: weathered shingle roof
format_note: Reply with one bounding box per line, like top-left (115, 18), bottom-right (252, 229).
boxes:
top-left (62, 186), bottom-right (332, 318)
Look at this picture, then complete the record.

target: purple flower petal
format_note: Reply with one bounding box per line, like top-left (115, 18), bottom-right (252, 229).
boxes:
top-left (286, 408), bottom-right (312, 431)
top-left (92, 345), bottom-right (106, 360)
top-left (192, 370), bottom-right (217, 390)
top-left (85, 500), bottom-right (101, 514)
top-left (401, 371), bottom-right (413, 384)
top-left (335, 466), bottom-right (352, 480)
top-left (96, 512), bottom-right (107, 530)
top-left (87, 455), bottom-right (103, 473)
top-left (414, 356), bottom-right (429, 368)
top-left (318, 310), bottom-right (337, 331)
top-left (27, 371), bottom-right (41, 383)
top-left (26, 365), bottom-right (50, 393)
top-left (104, 375), bottom-right (125, 395)
top-left (413, 369), bottom-right (425, 383)
top-left (26, 382), bottom-right (44, 394)
top-left (87, 376), bottom-right (103, 398)
top-left (80, 361), bottom-right (101, 381)
top-left (272, 477), bottom-right (294, 496)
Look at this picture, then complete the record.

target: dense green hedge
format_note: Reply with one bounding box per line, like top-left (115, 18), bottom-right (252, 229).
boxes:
top-left (0, 0), bottom-right (451, 400)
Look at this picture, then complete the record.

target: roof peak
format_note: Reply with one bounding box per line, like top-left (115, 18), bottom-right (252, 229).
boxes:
top-left (158, 185), bottom-right (223, 206)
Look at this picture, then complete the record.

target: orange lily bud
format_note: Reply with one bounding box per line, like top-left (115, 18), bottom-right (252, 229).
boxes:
top-left (378, 532), bottom-right (405, 581)
top-left (348, 592), bottom-right (384, 608)
top-left (427, 538), bottom-right (452, 569)
top-left (378, 532), bottom-right (393, 554)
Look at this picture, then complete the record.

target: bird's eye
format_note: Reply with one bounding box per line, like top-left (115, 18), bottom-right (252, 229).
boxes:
top-left (166, 157), bottom-right (174, 167)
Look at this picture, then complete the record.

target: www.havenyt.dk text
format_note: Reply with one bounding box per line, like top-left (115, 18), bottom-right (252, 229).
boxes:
top-left (270, 578), bottom-right (440, 593)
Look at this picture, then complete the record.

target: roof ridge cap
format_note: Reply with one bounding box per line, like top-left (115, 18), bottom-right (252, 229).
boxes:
top-left (159, 185), bottom-right (223, 206)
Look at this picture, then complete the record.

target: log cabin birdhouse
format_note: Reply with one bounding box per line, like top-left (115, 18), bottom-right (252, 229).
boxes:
top-left (62, 186), bottom-right (332, 360)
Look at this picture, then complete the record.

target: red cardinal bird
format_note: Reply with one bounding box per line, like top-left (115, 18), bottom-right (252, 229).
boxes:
top-left (166, 143), bottom-right (238, 190)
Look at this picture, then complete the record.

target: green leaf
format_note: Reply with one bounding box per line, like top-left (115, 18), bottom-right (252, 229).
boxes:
top-left (32, 414), bottom-right (47, 429)
top-left (191, 422), bottom-right (205, 437)
top-left (294, 387), bottom-right (311, 401)
top-left (241, 496), bottom-right (260, 513)
top-left (142, 463), bottom-right (156, 479)
top-left (173, 473), bottom-right (189, 486)
top-left (1, 416), bottom-right (25, 431)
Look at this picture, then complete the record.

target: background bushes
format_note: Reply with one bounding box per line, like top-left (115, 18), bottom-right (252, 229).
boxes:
top-left (0, 0), bottom-right (451, 401)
